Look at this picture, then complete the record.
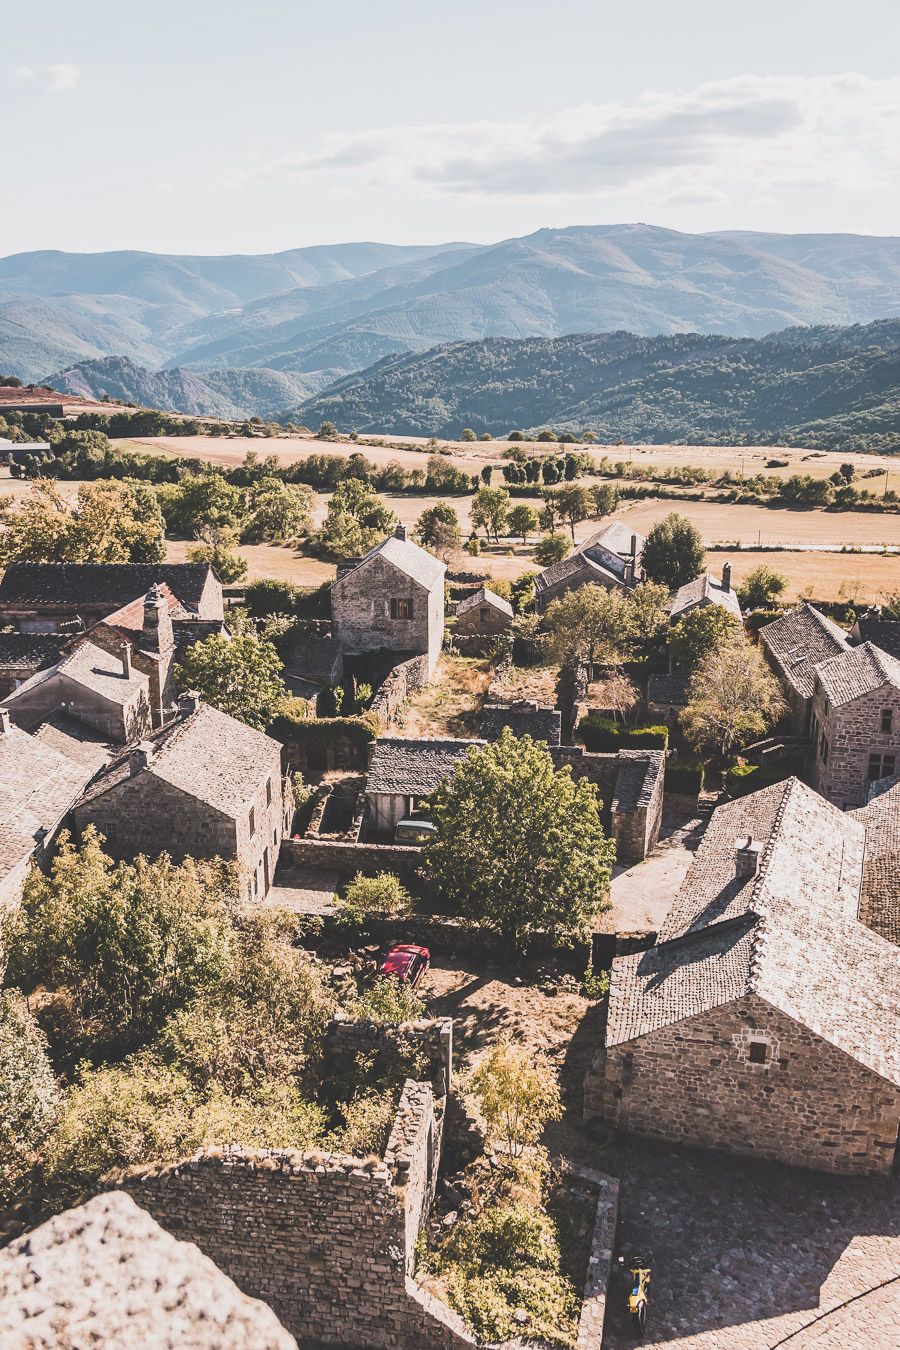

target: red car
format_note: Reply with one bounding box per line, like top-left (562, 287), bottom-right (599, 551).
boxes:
top-left (377, 943), bottom-right (430, 988)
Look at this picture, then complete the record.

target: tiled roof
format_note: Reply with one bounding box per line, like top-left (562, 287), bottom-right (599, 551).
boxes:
top-left (29, 712), bottom-right (111, 772)
top-left (0, 562), bottom-right (215, 611)
top-left (670, 572), bottom-right (742, 621)
top-left (535, 550), bottom-right (623, 596)
top-left (853, 616), bottom-right (900, 659)
top-left (457, 586), bottom-right (513, 619)
top-left (96, 584), bottom-right (190, 641)
top-left (612, 750), bottom-right (664, 814)
top-left (813, 641), bottom-right (900, 707)
top-left (759, 603), bottom-right (850, 697)
top-left (582, 520), bottom-right (645, 557)
top-left (607, 777), bottom-right (900, 1086)
top-left (0, 723), bottom-right (92, 881)
top-left (5, 640), bottom-right (149, 711)
top-left (0, 1192), bottom-right (298, 1349)
top-left (336, 531), bottom-right (445, 593)
top-left (0, 632), bottom-right (63, 671)
top-left (76, 703), bottom-right (279, 817)
top-left (366, 737), bottom-right (481, 797)
top-left (535, 520), bottom-right (645, 596)
top-left (647, 673), bottom-right (690, 707)
top-left (851, 777), bottom-right (900, 946)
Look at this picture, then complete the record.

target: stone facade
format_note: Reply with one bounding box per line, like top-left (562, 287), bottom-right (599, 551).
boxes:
top-left (809, 663), bottom-right (900, 808)
top-left (455, 587), bottom-right (513, 636)
top-left (587, 995), bottom-right (900, 1175)
top-left (331, 527), bottom-right (446, 677)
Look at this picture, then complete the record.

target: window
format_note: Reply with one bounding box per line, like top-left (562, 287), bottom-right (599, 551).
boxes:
top-left (822, 737), bottom-right (829, 765)
top-left (748, 1040), bottom-right (769, 1065)
top-left (249, 806), bottom-right (256, 837)
top-left (266, 777), bottom-right (272, 806)
top-left (479, 606), bottom-right (490, 623)
top-left (390, 597), bottom-right (413, 620)
top-left (869, 752), bottom-right (897, 782)
top-left (881, 708), bottom-right (894, 734)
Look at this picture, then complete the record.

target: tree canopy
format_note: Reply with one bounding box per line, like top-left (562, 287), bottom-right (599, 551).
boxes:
top-left (681, 633), bottom-right (786, 758)
top-left (316, 477), bottom-right (396, 558)
top-left (669, 604), bottom-right (741, 671)
top-left (174, 631), bottom-right (287, 728)
top-left (640, 513), bottom-right (706, 590)
top-left (0, 479), bottom-right (165, 565)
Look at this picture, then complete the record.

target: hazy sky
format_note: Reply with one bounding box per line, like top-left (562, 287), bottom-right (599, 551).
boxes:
top-left (5, 0), bottom-right (900, 256)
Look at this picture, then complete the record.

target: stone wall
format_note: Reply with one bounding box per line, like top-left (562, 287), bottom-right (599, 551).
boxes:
top-left (609, 751), bottom-right (665, 863)
top-left (332, 554), bottom-right (444, 676)
top-left (280, 835), bottom-right (423, 882)
top-left (585, 994), bottom-right (900, 1175)
top-left (575, 1173), bottom-right (620, 1350)
top-left (369, 654), bottom-right (429, 727)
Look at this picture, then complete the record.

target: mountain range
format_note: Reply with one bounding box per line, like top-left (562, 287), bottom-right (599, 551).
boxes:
top-left (4, 224), bottom-right (900, 407)
top-left (296, 322), bottom-right (900, 451)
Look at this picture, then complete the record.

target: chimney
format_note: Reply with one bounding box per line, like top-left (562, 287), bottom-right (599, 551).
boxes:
top-left (119, 643), bottom-right (132, 679)
top-left (394, 522), bottom-right (407, 541)
top-left (0, 708), bottom-right (10, 734)
top-left (142, 584), bottom-right (173, 655)
top-left (133, 740), bottom-right (155, 773)
top-left (178, 689), bottom-right (201, 718)
top-left (735, 835), bottom-right (762, 879)
top-left (722, 562), bottom-right (732, 594)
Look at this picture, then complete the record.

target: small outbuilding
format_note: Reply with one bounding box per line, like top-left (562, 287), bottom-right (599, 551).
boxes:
top-left (455, 586), bottom-right (513, 635)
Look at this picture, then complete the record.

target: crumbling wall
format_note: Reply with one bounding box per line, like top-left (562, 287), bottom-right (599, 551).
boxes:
top-left (369, 654), bottom-right (429, 726)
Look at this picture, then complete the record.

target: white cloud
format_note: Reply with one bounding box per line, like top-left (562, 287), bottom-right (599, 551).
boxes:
top-left (13, 62), bottom-right (79, 91)
top-left (231, 74), bottom-right (900, 205)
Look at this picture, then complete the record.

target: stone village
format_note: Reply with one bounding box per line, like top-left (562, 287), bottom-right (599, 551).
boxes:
top-left (0, 516), bottom-right (897, 1349)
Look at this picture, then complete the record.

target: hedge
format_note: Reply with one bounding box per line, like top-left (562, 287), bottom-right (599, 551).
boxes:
top-left (268, 710), bottom-right (378, 747)
top-left (665, 759), bottom-right (705, 796)
top-left (578, 713), bottom-right (669, 752)
top-left (725, 763), bottom-right (788, 797)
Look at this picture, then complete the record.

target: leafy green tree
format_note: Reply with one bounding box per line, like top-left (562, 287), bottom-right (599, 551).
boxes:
top-left (681, 633), bottom-right (786, 758)
top-left (242, 478), bottom-right (314, 542)
top-left (318, 420), bottom-right (339, 439)
top-left (547, 484), bottom-right (592, 539)
top-left (534, 532), bottom-right (570, 566)
top-left (353, 975), bottom-right (425, 1024)
top-left (0, 991), bottom-right (60, 1208)
top-left (187, 524), bottom-right (248, 582)
top-left (415, 502), bottom-right (462, 552)
top-left (423, 730), bottom-right (613, 951)
top-left (175, 631), bottom-right (287, 728)
top-left (669, 605), bottom-right (740, 672)
top-left (625, 581), bottom-right (671, 660)
top-left (0, 479), bottom-right (165, 565)
top-left (737, 564), bottom-right (788, 610)
top-left (544, 584), bottom-right (631, 672)
top-left (507, 503), bottom-right (539, 543)
top-left (161, 474), bottom-right (243, 536)
top-left (245, 578), bottom-right (298, 617)
top-left (471, 486), bottom-right (510, 542)
top-left (341, 872), bottom-right (411, 920)
top-left (590, 482), bottom-right (618, 517)
top-left (461, 428), bottom-right (477, 442)
top-left (467, 1038), bottom-right (562, 1156)
top-left (537, 429), bottom-right (557, 442)
top-left (317, 478), bottom-right (395, 559)
top-left (641, 513), bottom-right (706, 590)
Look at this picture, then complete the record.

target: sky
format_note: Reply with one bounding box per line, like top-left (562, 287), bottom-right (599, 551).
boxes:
top-left (4, 0), bottom-right (900, 256)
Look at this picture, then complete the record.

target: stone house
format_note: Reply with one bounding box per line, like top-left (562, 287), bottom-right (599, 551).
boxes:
top-left (72, 694), bottom-right (288, 901)
top-left (0, 709), bottom-right (96, 911)
top-left (669, 563), bottom-right (741, 625)
top-left (759, 602), bottom-right (850, 735)
top-left (455, 586), bottom-right (513, 636)
top-left (331, 525), bottom-right (446, 676)
top-left (0, 561), bottom-right (224, 633)
top-left (86, 584), bottom-right (182, 728)
top-left (5, 639), bottom-right (153, 744)
top-left (851, 776), bottom-right (899, 947)
top-left (808, 641), bottom-right (900, 808)
top-left (850, 609), bottom-right (900, 659)
top-left (646, 672), bottom-right (690, 726)
top-left (584, 776), bottom-right (900, 1175)
top-left (534, 521), bottom-right (644, 612)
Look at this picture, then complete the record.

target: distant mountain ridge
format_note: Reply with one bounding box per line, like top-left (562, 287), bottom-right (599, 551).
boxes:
top-left (47, 356), bottom-right (333, 421)
top-left (3, 225), bottom-right (900, 387)
top-left (296, 321), bottom-right (900, 451)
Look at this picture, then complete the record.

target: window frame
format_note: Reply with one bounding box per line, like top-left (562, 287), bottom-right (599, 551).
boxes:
top-left (390, 596), bottom-right (413, 621)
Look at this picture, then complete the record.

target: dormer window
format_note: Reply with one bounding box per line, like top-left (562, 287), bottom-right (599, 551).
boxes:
top-left (881, 708), bottom-right (894, 734)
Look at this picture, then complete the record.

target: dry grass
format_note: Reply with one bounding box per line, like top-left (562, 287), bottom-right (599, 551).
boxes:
top-left (725, 549), bottom-right (900, 603)
top-left (386, 654), bottom-right (493, 738)
top-left (490, 663), bottom-right (559, 704)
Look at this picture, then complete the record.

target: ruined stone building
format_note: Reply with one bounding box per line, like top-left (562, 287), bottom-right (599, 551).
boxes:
top-left (533, 520), bottom-right (645, 612)
top-left (331, 524), bottom-right (446, 676)
top-left (0, 561), bottom-right (224, 632)
top-left (585, 776), bottom-right (900, 1175)
top-left (455, 586), bottom-right (513, 636)
top-left (668, 562), bottom-right (741, 624)
top-left (72, 695), bottom-right (287, 901)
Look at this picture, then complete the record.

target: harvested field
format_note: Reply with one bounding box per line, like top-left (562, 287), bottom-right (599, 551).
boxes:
top-left (124, 434), bottom-right (488, 476)
top-left (614, 497), bottom-right (900, 547)
top-left (724, 549), bottom-right (899, 603)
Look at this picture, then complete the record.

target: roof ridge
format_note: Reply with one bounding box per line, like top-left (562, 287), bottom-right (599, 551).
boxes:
top-left (745, 775), bottom-right (797, 914)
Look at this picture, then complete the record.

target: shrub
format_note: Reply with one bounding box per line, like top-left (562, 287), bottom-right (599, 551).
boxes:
top-left (341, 872), bottom-right (411, 919)
top-left (725, 763), bottom-right (787, 797)
top-left (0, 991), bottom-right (60, 1208)
top-left (664, 759), bottom-right (705, 796)
top-left (577, 714), bottom-right (668, 752)
top-left (466, 1039), bottom-right (562, 1157)
top-left (245, 578), bottom-right (298, 617)
top-left (353, 976), bottom-right (425, 1024)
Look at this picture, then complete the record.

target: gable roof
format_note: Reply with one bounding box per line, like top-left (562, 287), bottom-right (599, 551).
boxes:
top-left (366, 737), bottom-right (481, 797)
top-left (607, 777), bottom-right (899, 1086)
top-left (814, 641), bottom-right (900, 707)
top-left (534, 519), bottom-right (645, 597)
top-left (670, 571), bottom-right (742, 622)
top-left (334, 530), bottom-right (445, 593)
top-left (852, 615), bottom-right (900, 660)
top-left (0, 632), bottom-right (63, 672)
top-left (457, 586), bottom-right (514, 619)
top-left (75, 702), bottom-right (279, 817)
top-left (96, 583), bottom-right (190, 641)
top-left (0, 723), bottom-right (92, 882)
top-left (759, 603), bottom-right (850, 698)
top-left (851, 777), bottom-right (900, 946)
top-left (6, 640), bottom-right (149, 709)
top-left (0, 562), bottom-right (215, 612)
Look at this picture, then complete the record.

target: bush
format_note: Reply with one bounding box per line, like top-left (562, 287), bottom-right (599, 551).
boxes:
top-left (0, 991), bottom-right (60, 1208)
top-left (577, 714), bottom-right (669, 752)
top-left (724, 763), bottom-right (787, 797)
top-left (353, 976), bottom-right (425, 1024)
top-left (341, 872), bottom-right (411, 919)
top-left (665, 759), bottom-right (705, 796)
top-left (245, 578), bottom-right (298, 617)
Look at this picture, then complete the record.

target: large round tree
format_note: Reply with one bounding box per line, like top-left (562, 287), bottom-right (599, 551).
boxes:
top-left (423, 729), bottom-right (614, 952)
top-left (641, 513), bottom-right (705, 590)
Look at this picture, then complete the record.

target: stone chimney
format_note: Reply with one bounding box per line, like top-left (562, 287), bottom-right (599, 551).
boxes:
top-left (0, 708), bottom-right (10, 735)
top-left (735, 835), bottom-right (762, 879)
top-left (133, 740), bottom-right (155, 773)
top-left (394, 522), bottom-right (407, 542)
top-left (178, 690), bottom-right (201, 718)
top-left (141, 584), bottom-right (174, 655)
top-left (722, 562), bottom-right (732, 593)
top-left (119, 643), bottom-right (132, 679)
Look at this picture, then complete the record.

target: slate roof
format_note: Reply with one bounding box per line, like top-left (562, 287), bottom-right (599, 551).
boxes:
top-left (6, 640), bottom-right (149, 709)
top-left (76, 702), bottom-right (280, 817)
top-left (534, 520), bottom-right (645, 597)
top-left (29, 712), bottom-right (111, 772)
top-left (851, 777), bottom-right (900, 946)
top-left (759, 603), bottom-right (849, 698)
top-left (813, 641), bottom-right (900, 707)
top-left (0, 562), bottom-right (215, 612)
top-left (481, 700), bottom-right (562, 746)
top-left (366, 737), bottom-right (482, 797)
top-left (0, 1192), bottom-right (298, 1350)
top-left (457, 586), bottom-right (514, 619)
top-left (669, 572), bottom-right (742, 622)
top-left (647, 673), bottom-right (690, 707)
top-left (0, 632), bottom-right (63, 671)
top-left (337, 529), bottom-right (445, 593)
top-left (0, 723), bottom-right (92, 882)
top-left (607, 777), bottom-right (900, 1087)
top-left (612, 750), bottom-right (665, 815)
top-left (852, 615), bottom-right (900, 659)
